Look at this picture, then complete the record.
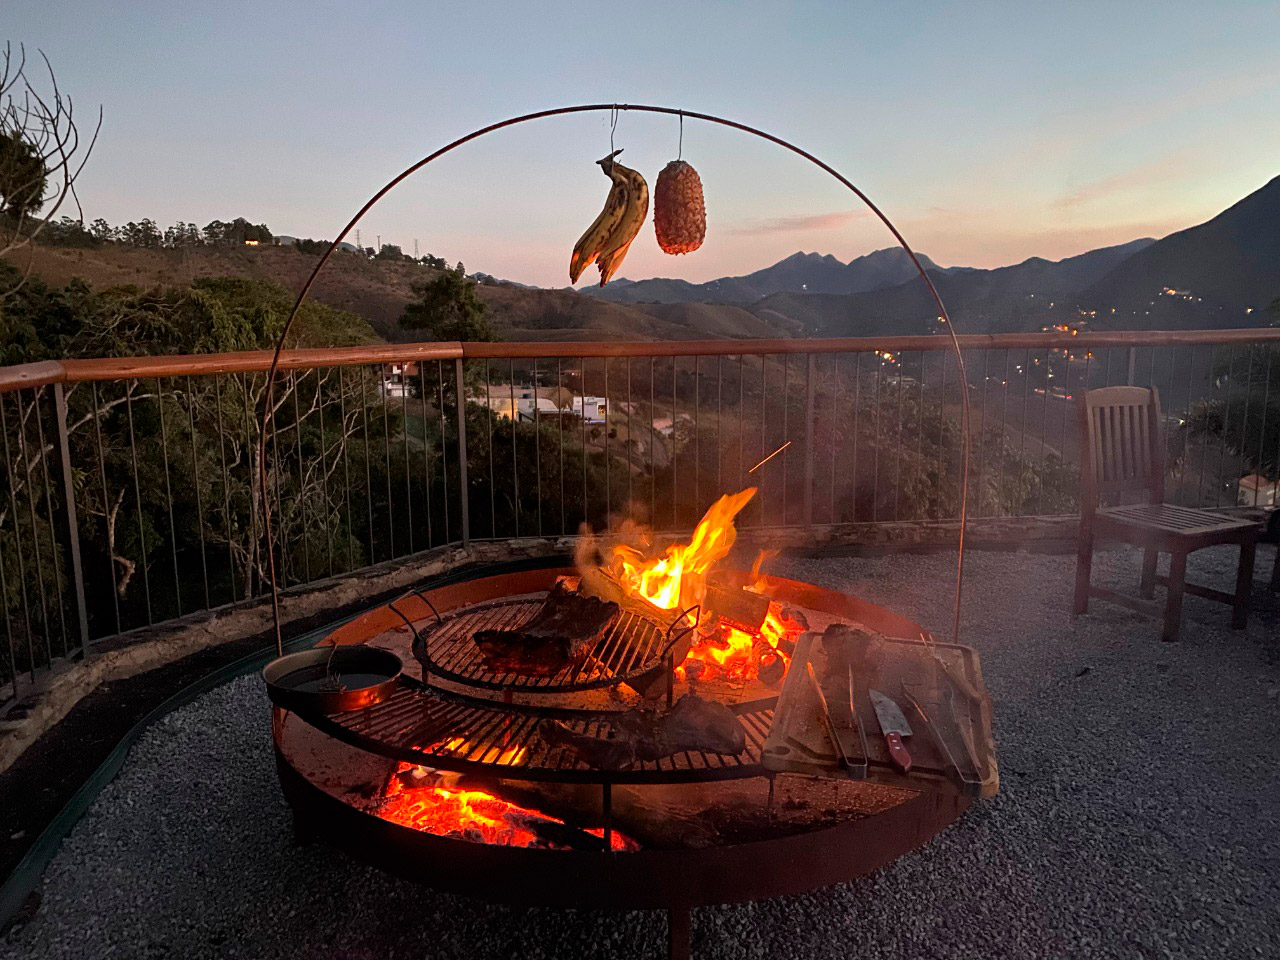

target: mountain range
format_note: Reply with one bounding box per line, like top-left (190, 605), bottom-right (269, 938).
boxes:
top-left (8, 176), bottom-right (1277, 345)
top-left (569, 173), bottom-right (1280, 337)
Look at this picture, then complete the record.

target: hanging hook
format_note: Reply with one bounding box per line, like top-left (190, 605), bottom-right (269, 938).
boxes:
top-left (610, 104), bottom-right (619, 154)
top-left (678, 109), bottom-right (684, 160)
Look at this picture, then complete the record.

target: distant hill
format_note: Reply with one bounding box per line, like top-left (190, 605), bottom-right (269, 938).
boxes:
top-left (1080, 174), bottom-right (1280, 326)
top-left (740, 237), bottom-right (1158, 336)
top-left (583, 247), bottom-right (951, 304)
top-left (1, 243), bottom-right (796, 344)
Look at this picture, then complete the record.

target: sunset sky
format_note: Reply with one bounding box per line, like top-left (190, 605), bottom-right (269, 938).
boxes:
top-left (11, 1), bottom-right (1280, 287)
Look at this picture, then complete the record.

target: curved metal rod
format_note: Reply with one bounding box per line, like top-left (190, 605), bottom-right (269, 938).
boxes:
top-left (259, 103), bottom-right (971, 654)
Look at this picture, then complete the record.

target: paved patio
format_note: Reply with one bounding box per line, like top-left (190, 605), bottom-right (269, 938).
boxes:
top-left (3, 545), bottom-right (1278, 960)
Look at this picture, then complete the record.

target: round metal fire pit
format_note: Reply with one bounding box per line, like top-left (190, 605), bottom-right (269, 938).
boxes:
top-left (271, 561), bottom-right (973, 939)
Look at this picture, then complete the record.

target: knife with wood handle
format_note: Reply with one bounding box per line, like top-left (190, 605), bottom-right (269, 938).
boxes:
top-left (869, 688), bottom-right (913, 774)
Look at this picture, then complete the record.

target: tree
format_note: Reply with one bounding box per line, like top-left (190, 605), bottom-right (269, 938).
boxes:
top-left (0, 43), bottom-right (101, 293)
top-left (399, 270), bottom-right (497, 342)
top-left (375, 243), bottom-right (404, 261)
top-left (0, 129), bottom-right (44, 220)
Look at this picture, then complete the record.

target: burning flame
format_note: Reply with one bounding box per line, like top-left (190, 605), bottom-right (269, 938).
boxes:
top-left (600, 489), bottom-right (801, 685)
top-left (378, 762), bottom-right (635, 851)
top-left (607, 487), bottom-right (756, 615)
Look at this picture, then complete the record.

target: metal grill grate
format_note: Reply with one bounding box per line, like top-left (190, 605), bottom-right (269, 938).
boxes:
top-left (411, 596), bottom-right (681, 693)
top-left (307, 678), bottom-right (775, 785)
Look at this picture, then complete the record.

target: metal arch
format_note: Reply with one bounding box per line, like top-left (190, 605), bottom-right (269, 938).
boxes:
top-left (259, 103), bottom-right (972, 653)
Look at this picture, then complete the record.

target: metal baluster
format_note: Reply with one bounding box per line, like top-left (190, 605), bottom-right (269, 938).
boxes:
top-left (534, 358), bottom-right (542, 537)
top-left (214, 377), bottom-right (235, 602)
top-left (185, 377), bottom-right (210, 609)
top-left (318, 369), bottom-right (335, 574)
top-left (1216, 346), bottom-right (1234, 508)
top-left (781, 354), bottom-right (789, 524)
top-left (437, 360), bottom-right (452, 545)
top-left (485, 361), bottom-right (495, 537)
top-left (155, 378), bottom-right (182, 615)
top-left (757, 357), bottom-right (766, 527)
top-left (292, 371), bottom-right (310, 583)
top-left (998, 351), bottom-right (1011, 516)
top-left (559, 358), bottom-right (566, 535)
top-left (240, 373), bottom-right (256, 596)
top-left (976, 351), bottom-right (990, 519)
top-left (399, 365), bottom-right (413, 556)
top-left (672, 356), bottom-right (679, 528)
top-left (1254, 346), bottom-right (1272, 506)
top-left (849, 354), bottom-right (862, 523)
top-left (871, 355), bottom-right (881, 523)
top-left (340, 366), bottom-right (356, 565)
top-left (938, 352), bottom-right (948, 519)
top-left (803, 353), bottom-right (815, 527)
top-left (0, 393), bottom-right (36, 679)
top-left (271, 373), bottom-right (286, 588)
top-left (382, 365), bottom-right (395, 559)
top-left (716, 356), bottom-right (724, 498)
top-left (453, 357), bottom-right (469, 547)
top-left (0, 495), bottom-right (15, 693)
top-left (692, 356), bottom-right (698, 512)
top-left (33, 389), bottom-right (68, 654)
top-left (893, 353), bottom-right (904, 521)
top-left (124, 383), bottom-right (152, 623)
top-left (650, 357), bottom-right (656, 528)
top-left (626, 357), bottom-right (633, 515)
top-left (1037, 348), bottom-right (1051, 516)
top-left (1057, 348), bottom-right (1071, 506)
top-left (605, 358), bottom-right (612, 519)
top-left (582, 356), bottom-right (589, 529)
top-left (828, 355), bottom-right (838, 523)
top-left (915, 351), bottom-right (926, 520)
top-left (1236, 345), bottom-right (1252, 508)
top-left (510, 360), bottom-right (519, 538)
top-left (738, 356), bottom-right (745, 493)
top-left (361, 366), bottom-right (375, 560)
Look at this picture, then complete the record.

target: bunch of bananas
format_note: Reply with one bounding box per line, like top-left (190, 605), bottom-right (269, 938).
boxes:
top-left (569, 150), bottom-right (649, 287)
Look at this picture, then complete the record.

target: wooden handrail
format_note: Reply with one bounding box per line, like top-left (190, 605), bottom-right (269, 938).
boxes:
top-left (55, 342), bottom-right (464, 384)
top-left (0, 360), bottom-right (65, 393)
top-left (2, 327), bottom-right (1279, 392)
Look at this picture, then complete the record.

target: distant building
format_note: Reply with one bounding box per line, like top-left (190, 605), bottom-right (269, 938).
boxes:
top-left (379, 362), bottom-right (418, 398)
top-left (1238, 474), bottom-right (1279, 508)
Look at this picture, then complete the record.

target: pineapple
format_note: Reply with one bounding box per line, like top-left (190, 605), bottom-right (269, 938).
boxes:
top-left (653, 160), bottom-right (706, 255)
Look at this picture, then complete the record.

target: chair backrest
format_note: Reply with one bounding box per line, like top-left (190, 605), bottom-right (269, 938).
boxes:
top-left (1078, 385), bottom-right (1165, 511)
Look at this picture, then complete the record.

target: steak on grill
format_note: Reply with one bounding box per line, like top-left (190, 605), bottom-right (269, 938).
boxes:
top-left (474, 580), bottom-right (619, 676)
top-left (540, 693), bottom-right (747, 770)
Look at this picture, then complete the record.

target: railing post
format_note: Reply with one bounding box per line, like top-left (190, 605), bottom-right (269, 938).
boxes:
top-left (1126, 347), bottom-right (1137, 386)
top-left (804, 353), bottom-right (816, 527)
top-left (53, 383), bottom-right (90, 653)
top-left (454, 357), bottom-right (470, 547)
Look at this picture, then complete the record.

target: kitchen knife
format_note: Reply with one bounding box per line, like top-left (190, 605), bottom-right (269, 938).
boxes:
top-left (869, 688), bottom-right (913, 774)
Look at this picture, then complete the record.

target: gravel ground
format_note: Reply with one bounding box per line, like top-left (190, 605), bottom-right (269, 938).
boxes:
top-left (4, 545), bottom-right (1279, 960)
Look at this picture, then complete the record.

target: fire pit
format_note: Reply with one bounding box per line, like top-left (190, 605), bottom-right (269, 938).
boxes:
top-left (271, 551), bottom-right (997, 959)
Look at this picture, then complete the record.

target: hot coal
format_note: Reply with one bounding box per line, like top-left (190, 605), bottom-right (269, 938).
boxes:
top-left (540, 693), bottom-right (747, 770)
top-left (474, 581), bottom-right (619, 676)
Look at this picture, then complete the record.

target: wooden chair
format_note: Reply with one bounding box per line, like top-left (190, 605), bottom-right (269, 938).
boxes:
top-left (1073, 386), bottom-right (1260, 642)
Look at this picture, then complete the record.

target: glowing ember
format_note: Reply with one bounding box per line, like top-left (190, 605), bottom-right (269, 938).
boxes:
top-left (378, 762), bottom-right (636, 851)
top-left (674, 603), bottom-right (801, 685)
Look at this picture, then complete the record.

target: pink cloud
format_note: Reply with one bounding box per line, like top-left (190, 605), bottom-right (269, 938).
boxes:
top-left (728, 210), bottom-right (860, 235)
